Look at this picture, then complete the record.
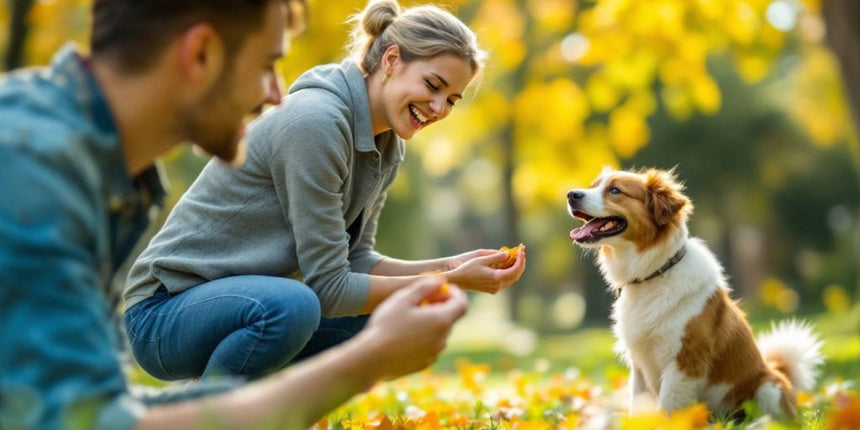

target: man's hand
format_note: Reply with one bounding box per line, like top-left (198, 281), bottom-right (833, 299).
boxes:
top-left (356, 275), bottom-right (468, 381)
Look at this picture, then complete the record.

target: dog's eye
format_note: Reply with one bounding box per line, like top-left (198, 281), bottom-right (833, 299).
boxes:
top-left (609, 186), bottom-right (621, 195)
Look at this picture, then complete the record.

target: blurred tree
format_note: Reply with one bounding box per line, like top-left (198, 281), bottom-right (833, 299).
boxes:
top-left (822, 0), bottom-right (860, 301)
top-left (823, 0), bottom-right (860, 131)
top-left (4, 0), bottom-right (34, 70)
top-left (3, 0), bottom-right (855, 330)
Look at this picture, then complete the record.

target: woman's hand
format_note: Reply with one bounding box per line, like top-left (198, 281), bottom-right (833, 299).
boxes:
top-left (444, 245), bottom-right (526, 294)
top-left (445, 249), bottom-right (500, 270)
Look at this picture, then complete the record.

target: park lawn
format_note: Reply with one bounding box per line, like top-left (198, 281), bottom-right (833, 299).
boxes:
top-left (126, 306), bottom-right (859, 429)
top-left (324, 306), bottom-right (859, 429)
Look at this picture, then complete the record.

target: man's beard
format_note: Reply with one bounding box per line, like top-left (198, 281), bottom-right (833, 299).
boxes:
top-left (191, 136), bottom-right (247, 166)
top-left (182, 69), bottom-right (258, 165)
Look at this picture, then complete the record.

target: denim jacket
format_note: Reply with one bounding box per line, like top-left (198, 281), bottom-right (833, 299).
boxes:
top-left (0, 44), bottom-right (166, 430)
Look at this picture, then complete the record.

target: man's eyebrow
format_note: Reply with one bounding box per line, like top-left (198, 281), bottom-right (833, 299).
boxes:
top-left (431, 73), bottom-right (462, 99)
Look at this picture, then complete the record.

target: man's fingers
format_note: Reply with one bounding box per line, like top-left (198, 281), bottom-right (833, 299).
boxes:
top-left (396, 275), bottom-right (448, 305)
top-left (426, 285), bottom-right (468, 322)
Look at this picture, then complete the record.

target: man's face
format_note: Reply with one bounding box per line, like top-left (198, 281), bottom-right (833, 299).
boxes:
top-left (185, 1), bottom-right (287, 164)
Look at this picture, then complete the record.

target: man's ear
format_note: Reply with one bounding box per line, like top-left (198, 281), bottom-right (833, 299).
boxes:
top-left (380, 44), bottom-right (400, 76)
top-left (177, 23), bottom-right (226, 93)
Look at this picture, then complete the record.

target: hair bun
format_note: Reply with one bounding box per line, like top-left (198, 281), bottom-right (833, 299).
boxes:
top-left (361, 0), bottom-right (400, 38)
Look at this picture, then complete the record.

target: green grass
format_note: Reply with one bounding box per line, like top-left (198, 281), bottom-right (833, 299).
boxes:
top-left (435, 307), bottom-right (860, 384)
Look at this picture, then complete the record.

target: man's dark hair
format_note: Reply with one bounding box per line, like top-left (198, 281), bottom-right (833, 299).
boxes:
top-left (90, 0), bottom-right (305, 74)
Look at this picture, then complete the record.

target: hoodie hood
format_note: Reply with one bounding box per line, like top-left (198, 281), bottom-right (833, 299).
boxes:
top-left (288, 60), bottom-right (400, 159)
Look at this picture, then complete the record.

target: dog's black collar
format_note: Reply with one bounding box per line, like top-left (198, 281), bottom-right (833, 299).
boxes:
top-left (629, 245), bottom-right (687, 284)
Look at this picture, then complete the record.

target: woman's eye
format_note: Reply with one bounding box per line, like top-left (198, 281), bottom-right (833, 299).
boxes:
top-left (447, 99), bottom-right (456, 107)
top-left (425, 80), bottom-right (439, 91)
top-left (609, 186), bottom-right (620, 194)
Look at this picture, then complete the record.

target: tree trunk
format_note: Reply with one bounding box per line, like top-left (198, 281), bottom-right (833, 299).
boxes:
top-left (822, 0), bottom-right (860, 130)
top-left (5, 0), bottom-right (35, 71)
top-left (821, 0), bottom-right (860, 300)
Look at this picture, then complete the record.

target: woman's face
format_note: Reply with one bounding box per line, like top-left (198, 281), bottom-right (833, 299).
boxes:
top-left (379, 52), bottom-right (474, 140)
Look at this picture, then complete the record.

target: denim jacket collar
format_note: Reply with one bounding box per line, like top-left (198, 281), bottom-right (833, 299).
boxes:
top-left (52, 44), bottom-right (167, 212)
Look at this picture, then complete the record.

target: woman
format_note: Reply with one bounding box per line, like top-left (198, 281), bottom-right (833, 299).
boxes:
top-left (123, 0), bottom-right (526, 380)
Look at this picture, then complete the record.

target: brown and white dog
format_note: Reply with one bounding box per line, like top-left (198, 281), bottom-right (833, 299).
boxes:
top-left (567, 167), bottom-right (822, 418)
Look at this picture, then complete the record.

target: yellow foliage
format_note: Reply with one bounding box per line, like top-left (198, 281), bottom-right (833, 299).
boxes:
top-left (823, 285), bottom-right (852, 314)
top-left (692, 0), bottom-right (725, 21)
top-left (586, 72), bottom-right (621, 113)
top-left (326, 354), bottom-right (856, 429)
top-left (606, 49), bottom-right (659, 91)
top-left (689, 73), bottom-right (722, 115)
top-left (454, 359), bottom-right (490, 394)
top-left (784, 45), bottom-right (854, 147)
top-left (528, 0), bottom-right (576, 34)
top-left (620, 403), bottom-right (710, 430)
top-left (26, 0), bottom-right (91, 65)
top-left (473, 0), bottom-right (527, 71)
top-left (609, 106), bottom-right (650, 158)
top-left (661, 85), bottom-right (693, 120)
top-left (678, 34), bottom-right (709, 65)
top-left (627, 90), bottom-right (658, 116)
top-left (759, 277), bottom-right (799, 314)
top-left (0, 6), bottom-right (9, 60)
top-left (514, 78), bottom-right (590, 143)
top-left (724, 1), bottom-right (760, 46)
top-left (734, 51), bottom-right (773, 84)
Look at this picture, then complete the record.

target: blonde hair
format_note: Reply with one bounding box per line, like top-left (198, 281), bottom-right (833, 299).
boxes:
top-left (348, 0), bottom-right (487, 77)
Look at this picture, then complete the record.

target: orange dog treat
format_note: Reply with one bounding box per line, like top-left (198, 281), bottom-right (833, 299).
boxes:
top-left (494, 243), bottom-right (523, 269)
top-left (420, 282), bottom-right (451, 306)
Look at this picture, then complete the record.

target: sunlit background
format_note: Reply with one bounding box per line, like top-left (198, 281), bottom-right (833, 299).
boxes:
top-left (4, 0), bottom-right (857, 359)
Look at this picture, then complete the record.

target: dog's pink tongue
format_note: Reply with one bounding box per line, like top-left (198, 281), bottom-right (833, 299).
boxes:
top-left (570, 222), bottom-right (601, 241)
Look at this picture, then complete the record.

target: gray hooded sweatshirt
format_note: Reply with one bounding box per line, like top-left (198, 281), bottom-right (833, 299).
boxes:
top-left (124, 60), bottom-right (404, 317)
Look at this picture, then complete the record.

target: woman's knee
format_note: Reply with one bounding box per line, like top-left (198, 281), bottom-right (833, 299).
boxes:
top-left (246, 279), bottom-right (321, 344)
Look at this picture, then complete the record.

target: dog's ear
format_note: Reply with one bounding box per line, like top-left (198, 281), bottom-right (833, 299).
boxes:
top-left (645, 169), bottom-right (692, 227)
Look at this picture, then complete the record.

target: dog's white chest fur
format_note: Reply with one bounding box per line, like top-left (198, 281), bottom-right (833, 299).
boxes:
top-left (608, 239), bottom-right (723, 395)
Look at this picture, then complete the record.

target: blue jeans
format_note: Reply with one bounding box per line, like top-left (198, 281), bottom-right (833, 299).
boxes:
top-left (124, 275), bottom-right (367, 380)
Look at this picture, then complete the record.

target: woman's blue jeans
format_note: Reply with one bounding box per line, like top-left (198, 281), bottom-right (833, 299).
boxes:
top-left (124, 275), bottom-right (367, 380)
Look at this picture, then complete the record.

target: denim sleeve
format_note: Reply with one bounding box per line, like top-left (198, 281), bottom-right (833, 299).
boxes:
top-left (0, 147), bottom-right (146, 430)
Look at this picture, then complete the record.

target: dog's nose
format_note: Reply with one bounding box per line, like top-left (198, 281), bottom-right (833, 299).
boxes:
top-left (567, 190), bottom-right (584, 205)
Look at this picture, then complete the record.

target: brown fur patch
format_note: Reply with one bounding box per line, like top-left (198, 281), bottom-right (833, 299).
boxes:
top-left (677, 289), bottom-right (794, 416)
top-left (644, 169), bottom-right (691, 227)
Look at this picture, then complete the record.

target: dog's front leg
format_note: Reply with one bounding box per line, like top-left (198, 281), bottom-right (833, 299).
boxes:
top-left (656, 362), bottom-right (703, 414)
top-left (628, 366), bottom-right (647, 415)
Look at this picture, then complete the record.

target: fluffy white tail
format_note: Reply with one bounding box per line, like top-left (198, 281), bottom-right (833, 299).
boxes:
top-left (757, 320), bottom-right (824, 392)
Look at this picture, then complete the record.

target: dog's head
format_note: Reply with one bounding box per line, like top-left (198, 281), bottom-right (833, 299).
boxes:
top-left (567, 167), bottom-right (692, 250)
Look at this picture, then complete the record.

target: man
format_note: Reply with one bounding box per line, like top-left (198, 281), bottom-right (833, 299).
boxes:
top-left (0, 1), bottom-right (468, 429)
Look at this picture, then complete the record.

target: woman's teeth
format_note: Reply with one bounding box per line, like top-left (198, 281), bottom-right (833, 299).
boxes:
top-left (409, 105), bottom-right (428, 125)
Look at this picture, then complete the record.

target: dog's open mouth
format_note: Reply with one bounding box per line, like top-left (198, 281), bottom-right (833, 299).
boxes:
top-left (570, 211), bottom-right (627, 243)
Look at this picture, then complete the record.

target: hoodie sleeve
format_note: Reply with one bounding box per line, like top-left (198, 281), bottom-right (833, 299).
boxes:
top-left (264, 94), bottom-right (371, 317)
